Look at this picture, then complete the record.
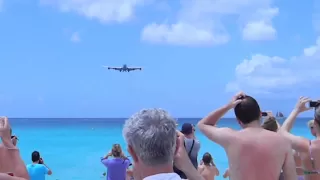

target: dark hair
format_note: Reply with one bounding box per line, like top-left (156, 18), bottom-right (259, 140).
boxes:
top-left (234, 95), bottom-right (261, 124)
top-left (32, 151), bottom-right (40, 162)
top-left (202, 152), bottom-right (213, 165)
top-left (262, 117), bottom-right (278, 132)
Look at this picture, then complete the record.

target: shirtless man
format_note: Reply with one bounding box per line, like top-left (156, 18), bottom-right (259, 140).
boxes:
top-left (197, 92), bottom-right (297, 180)
top-left (198, 153), bottom-right (219, 180)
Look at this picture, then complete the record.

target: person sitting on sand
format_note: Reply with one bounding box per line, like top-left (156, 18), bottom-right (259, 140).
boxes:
top-left (174, 123), bottom-right (201, 179)
top-left (0, 117), bottom-right (29, 180)
top-left (279, 97), bottom-right (320, 179)
top-left (27, 151), bottom-right (52, 180)
top-left (198, 92), bottom-right (297, 180)
top-left (307, 119), bottom-right (316, 137)
top-left (101, 144), bottom-right (131, 180)
top-left (123, 108), bottom-right (204, 180)
top-left (198, 152), bottom-right (219, 180)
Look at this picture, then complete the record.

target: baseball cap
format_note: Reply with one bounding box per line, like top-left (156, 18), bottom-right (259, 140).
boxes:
top-left (181, 123), bottom-right (194, 135)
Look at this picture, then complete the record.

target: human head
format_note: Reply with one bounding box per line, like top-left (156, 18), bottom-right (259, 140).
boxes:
top-left (262, 116), bottom-right (279, 132)
top-left (307, 120), bottom-right (316, 137)
top-left (181, 123), bottom-right (195, 136)
top-left (112, 144), bottom-right (122, 157)
top-left (234, 95), bottom-right (261, 126)
top-left (202, 152), bottom-right (213, 165)
top-left (31, 151), bottom-right (41, 163)
top-left (123, 108), bottom-right (177, 168)
top-left (313, 106), bottom-right (320, 136)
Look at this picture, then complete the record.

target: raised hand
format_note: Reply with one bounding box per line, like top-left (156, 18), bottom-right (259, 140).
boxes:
top-left (0, 117), bottom-right (11, 141)
top-left (173, 131), bottom-right (192, 170)
top-left (227, 91), bottom-right (246, 109)
top-left (295, 97), bottom-right (312, 113)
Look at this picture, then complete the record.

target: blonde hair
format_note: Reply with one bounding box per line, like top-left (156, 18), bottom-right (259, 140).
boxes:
top-left (112, 144), bottom-right (123, 157)
top-left (308, 120), bottom-right (314, 128)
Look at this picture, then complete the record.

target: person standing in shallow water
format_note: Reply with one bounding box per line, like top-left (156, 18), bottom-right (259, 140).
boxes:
top-left (26, 151), bottom-right (52, 180)
top-left (198, 152), bottom-right (219, 180)
top-left (101, 144), bottom-right (131, 180)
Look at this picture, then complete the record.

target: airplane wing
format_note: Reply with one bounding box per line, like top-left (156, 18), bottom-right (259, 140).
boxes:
top-left (104, 66), bottom-right (122, 70)
top-left (127, 67), bottom-right (142, 71)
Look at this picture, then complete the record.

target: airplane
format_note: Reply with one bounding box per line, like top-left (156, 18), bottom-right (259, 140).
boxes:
top-left (103, 64), bottom-right (142, 72)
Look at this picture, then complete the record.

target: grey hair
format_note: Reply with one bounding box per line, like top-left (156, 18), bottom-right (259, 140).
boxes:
top-left (123, 108), bottom-right (177, 166)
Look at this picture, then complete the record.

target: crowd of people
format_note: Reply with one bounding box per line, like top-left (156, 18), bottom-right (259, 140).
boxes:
top-left (0, 92), bottom-right (320, 180)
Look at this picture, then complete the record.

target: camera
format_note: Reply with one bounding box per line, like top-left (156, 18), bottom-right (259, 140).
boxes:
top-left (310, 101), bottom-right (320, 108)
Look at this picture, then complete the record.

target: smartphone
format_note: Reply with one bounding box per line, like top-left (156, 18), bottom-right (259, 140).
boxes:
top-left (310, 101), bottom-right (320, 108)
top-left (261, 112), bottom-right (268, 116)
top-left (7, 172), bottom-right (14, 176)
top-left (39, 158), bottom-right (43, 164)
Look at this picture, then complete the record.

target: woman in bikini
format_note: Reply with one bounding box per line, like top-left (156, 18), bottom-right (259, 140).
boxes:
top-left (262, 115), bottom-right (304, 180)
top-left (280, 97), bottom-right (320, 180)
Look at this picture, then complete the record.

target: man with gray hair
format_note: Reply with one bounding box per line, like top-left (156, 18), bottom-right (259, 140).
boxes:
top-left (123, 108), bottom-right (204, 180)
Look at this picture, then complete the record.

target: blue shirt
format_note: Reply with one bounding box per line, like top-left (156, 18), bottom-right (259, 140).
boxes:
top-left (26, 164), bottom-right (49, 180)
top-left (101, 158), bottom-right (130, 180)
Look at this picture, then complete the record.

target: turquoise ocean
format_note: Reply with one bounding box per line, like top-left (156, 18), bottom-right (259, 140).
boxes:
top-left (10, 117), bottom-right (313, 180)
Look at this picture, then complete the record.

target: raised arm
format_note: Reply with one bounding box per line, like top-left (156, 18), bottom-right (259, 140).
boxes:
top-left (174, 131), bottom-right (205, 180)
top-left (223, 168), bottom-right (229, 178)
top-left (0, 117), bottom-right (29, 180)
top-left (214, 166), bottom-right (220, 176)
top-left (279, 97), bottom-right (311, 152)
top-left (197, 92), bottom-right (243, 147)
top-left (0, 173), bottom-right (28, 180)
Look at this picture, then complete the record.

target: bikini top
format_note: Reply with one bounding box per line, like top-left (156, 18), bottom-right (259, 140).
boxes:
top-left (304, 141), bottom-right (320, 174)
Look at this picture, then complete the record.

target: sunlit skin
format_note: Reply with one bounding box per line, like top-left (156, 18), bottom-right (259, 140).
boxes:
top-left (198, 92), bottom-right (297, 180)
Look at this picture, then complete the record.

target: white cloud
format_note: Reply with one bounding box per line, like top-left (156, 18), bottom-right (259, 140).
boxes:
top-left (242, 8), bottom-right (278, 41)
top-left (70, 32), bottom-right (81, 43)
top-left (141, 0), bottom-right (279, 46)
top-left (226, 37), bottom-right (320, 96)
top-left (40, 0), bottom-right (148, 23)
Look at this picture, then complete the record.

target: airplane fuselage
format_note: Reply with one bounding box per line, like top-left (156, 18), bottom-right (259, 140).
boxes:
top-left (106, 64), bottom-right (142, 72)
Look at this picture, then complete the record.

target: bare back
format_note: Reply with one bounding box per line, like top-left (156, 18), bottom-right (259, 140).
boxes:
top-left (300, 139), bottom-right (320, 180)
top-left (226, 128), bottom-right (293, 180)
top-left (293, 150), bottom-right (304, 176)
top-left (198, 164), bottom-right (217, 180)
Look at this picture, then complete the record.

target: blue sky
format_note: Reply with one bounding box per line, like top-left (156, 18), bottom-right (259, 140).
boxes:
top-left (0, 0), bottom-right (319, 117)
